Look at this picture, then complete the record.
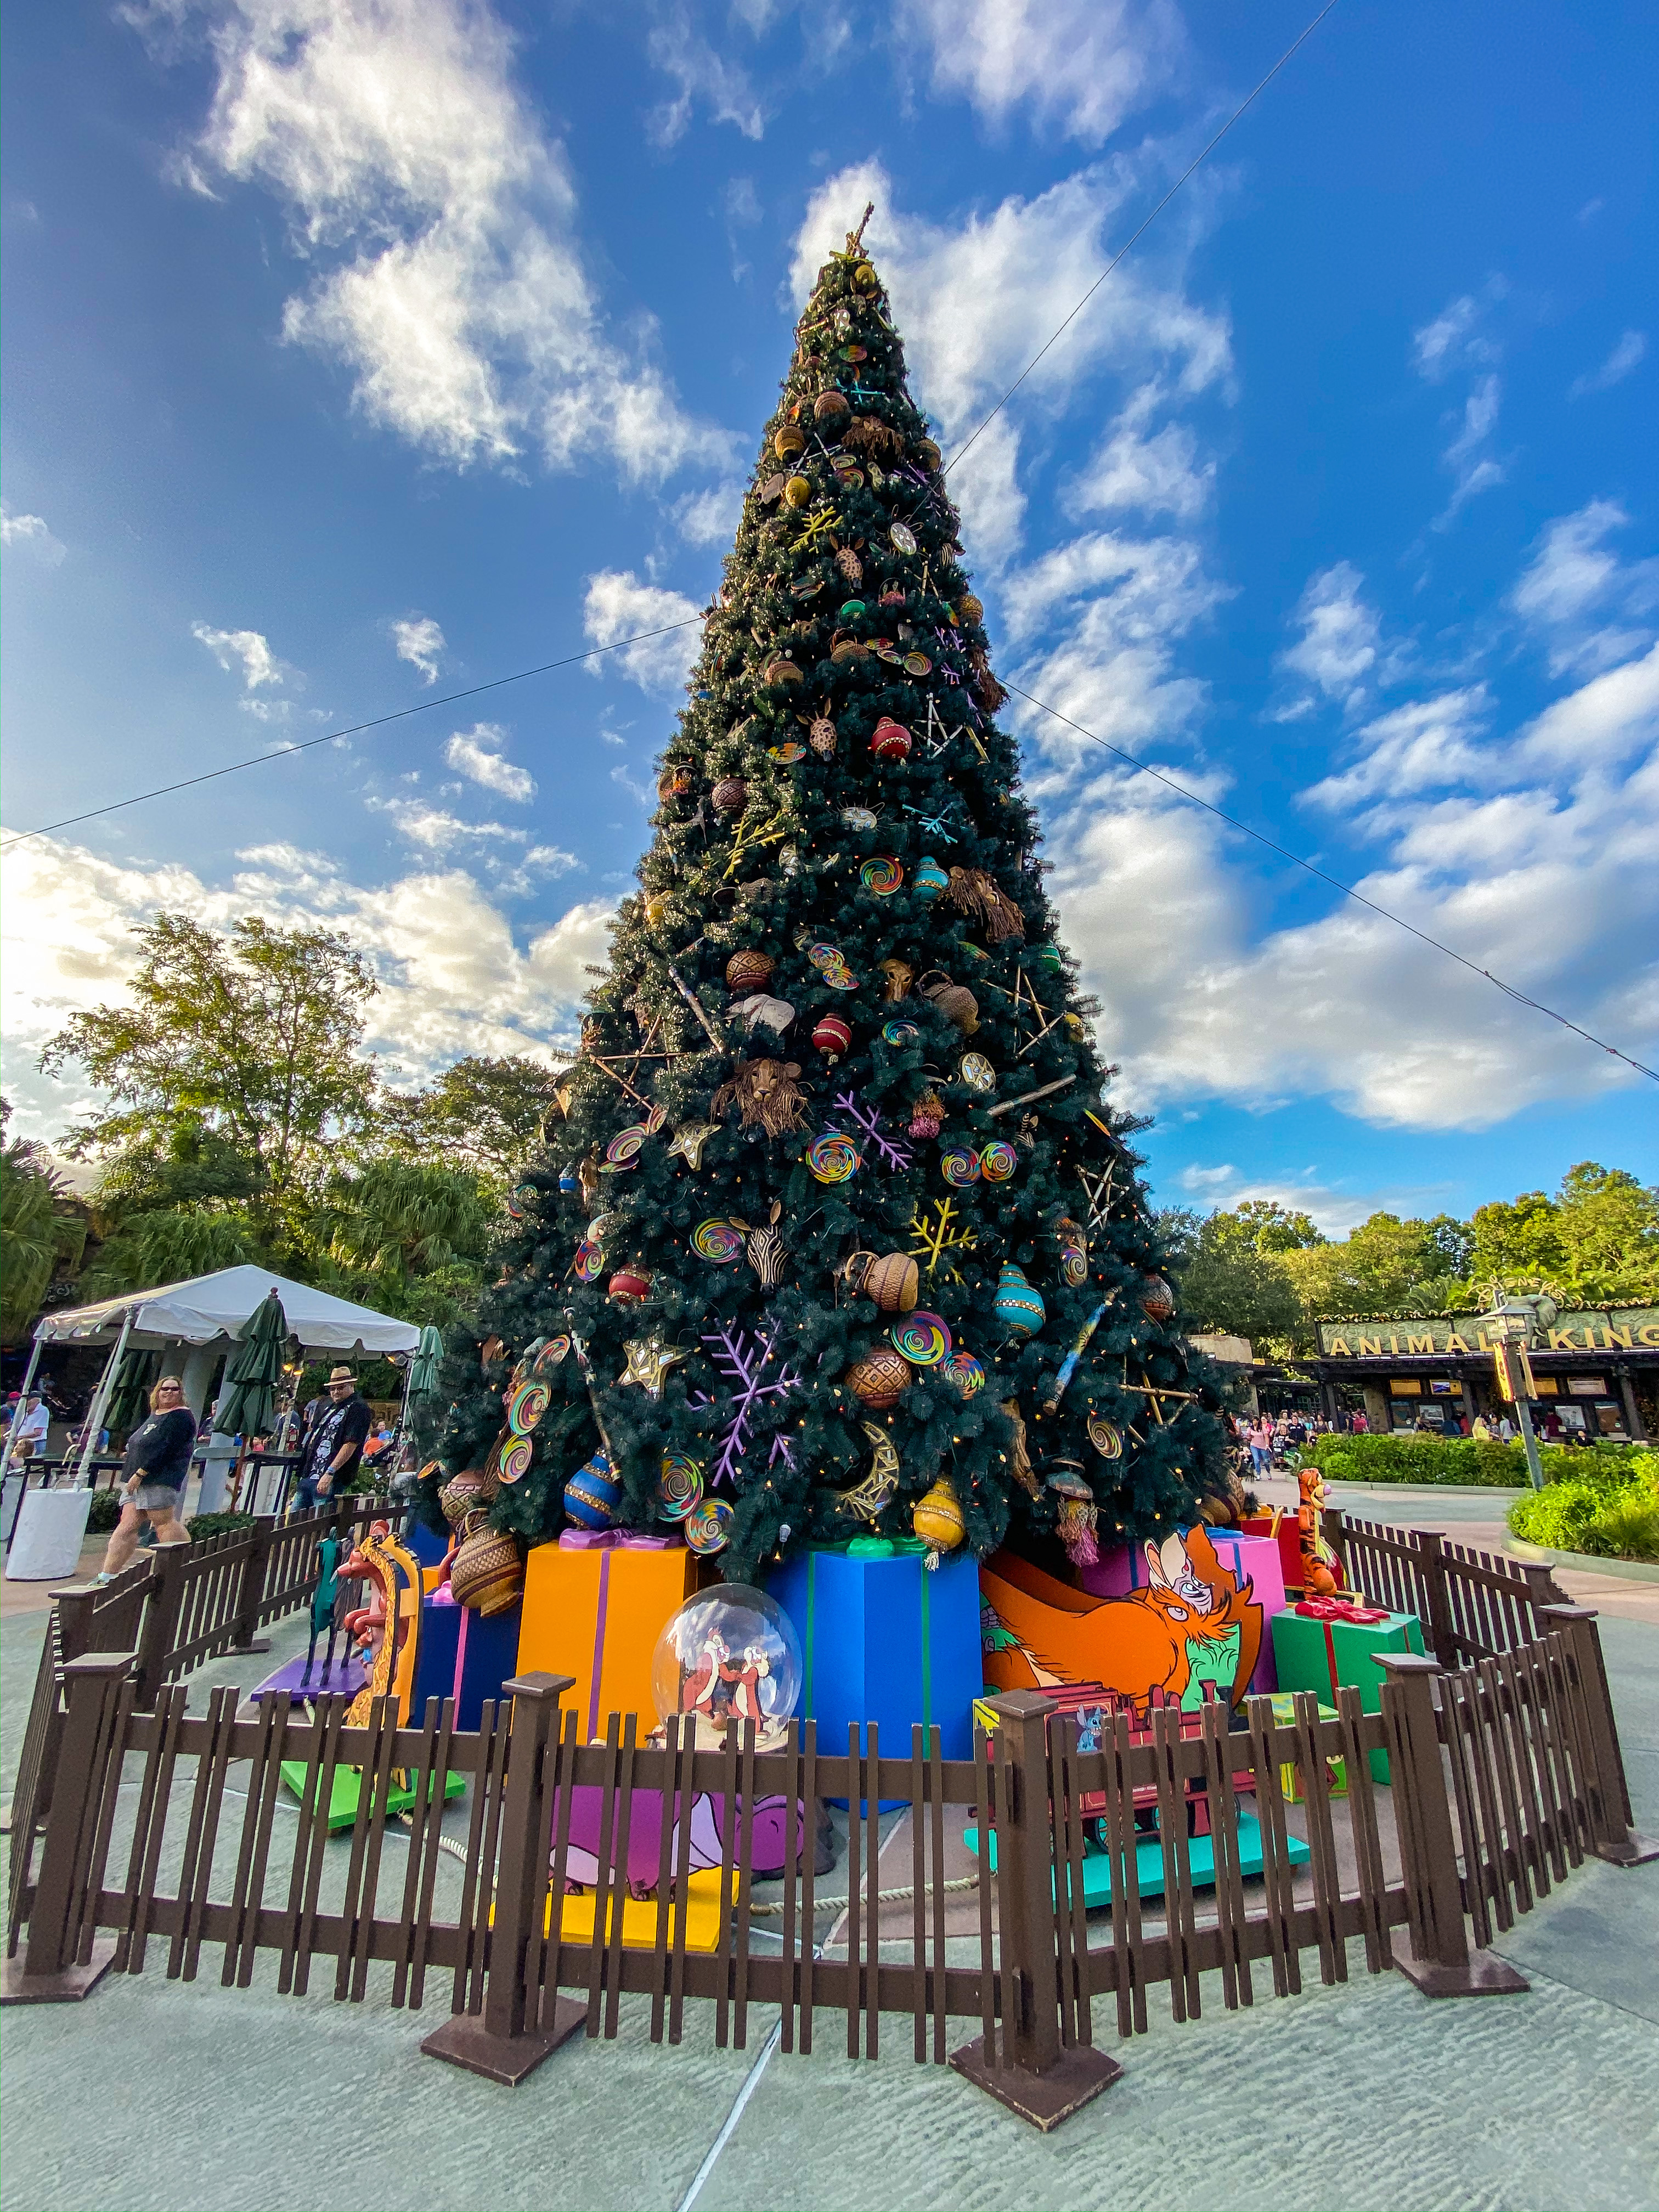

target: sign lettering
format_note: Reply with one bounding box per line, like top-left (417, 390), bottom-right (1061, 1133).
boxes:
top-left (1316, 1307), bottom-right (1659, 1358)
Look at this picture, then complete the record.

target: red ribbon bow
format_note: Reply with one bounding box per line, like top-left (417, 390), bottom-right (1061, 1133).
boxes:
top-left (1295, 1595), bottom-right (1389, 1625)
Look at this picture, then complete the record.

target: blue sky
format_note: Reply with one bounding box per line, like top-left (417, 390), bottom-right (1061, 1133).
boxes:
top-left (3, 0), bottom-right (1655, 1230)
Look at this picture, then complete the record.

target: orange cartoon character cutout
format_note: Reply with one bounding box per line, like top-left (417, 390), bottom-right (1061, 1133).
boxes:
top-left (1296, 1463), bottom-right (1340, 1596)
top-left (980, 1525), bottom-right (1265, 1717)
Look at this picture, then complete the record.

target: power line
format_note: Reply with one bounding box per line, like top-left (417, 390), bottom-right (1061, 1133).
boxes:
top-left (1003, 679), bottom-right (1659, 1086)
top-left (938, 0), bottom-right (1344, 489)
top-left (0, 620), bottom-right (703, 852)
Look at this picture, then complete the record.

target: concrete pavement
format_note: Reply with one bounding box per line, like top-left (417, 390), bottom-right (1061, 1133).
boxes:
top-left (3, 1491), bottom-right (1656, 2212)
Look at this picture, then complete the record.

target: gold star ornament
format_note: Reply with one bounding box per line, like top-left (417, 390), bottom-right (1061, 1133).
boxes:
top-left (619, 1336), bottom-right (690, 1398)
top-left (665, 1119), bottom-right (720, 1171)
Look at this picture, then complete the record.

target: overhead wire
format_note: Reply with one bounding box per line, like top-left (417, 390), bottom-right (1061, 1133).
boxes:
top-left (1004, 680), bottom-right (1659, 1085)
top-left (2, 0), bottom-right (1648, 1083)
top-left (0, 620), bottom-right (703, 852)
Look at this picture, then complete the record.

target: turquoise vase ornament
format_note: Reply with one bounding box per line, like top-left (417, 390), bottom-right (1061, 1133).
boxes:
top-left (913, 855), bottom-right (949, 902)
top-left (564, 1452), bottom-right (621, 1531)
top-left (994, 1262), bottom-right (1046, 1339)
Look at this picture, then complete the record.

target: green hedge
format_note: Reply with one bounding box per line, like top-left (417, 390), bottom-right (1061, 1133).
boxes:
top-left (1509, 1456), bottom-right (1659, 1561)
top-left (184, 1510), bottom-right (258, 1543)
top-left (85, 1488), bottom-right (124, 1534)
top-left (1307, 1433), bottom-right (1652, 1489)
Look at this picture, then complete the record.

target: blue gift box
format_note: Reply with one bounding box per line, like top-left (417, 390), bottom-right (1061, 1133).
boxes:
top-left (412, 1597), bottom-right (524, 1733)
top-left (768, 1543), bottom-right (981, 1769)
top-left (405, 1517), bottom-right (452, 1572)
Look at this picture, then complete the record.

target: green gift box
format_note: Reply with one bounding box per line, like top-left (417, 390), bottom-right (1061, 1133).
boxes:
top-left (1269, 1605), bottom-right (1425, 1785)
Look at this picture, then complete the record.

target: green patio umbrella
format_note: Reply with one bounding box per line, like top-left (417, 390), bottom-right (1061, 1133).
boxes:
top-left (409, 1324), bottom-right (444, 1402)
top-left (106, 1348), bottom-right (157, 1434)
top-left (215, 1287), bottom-right (289, 1438)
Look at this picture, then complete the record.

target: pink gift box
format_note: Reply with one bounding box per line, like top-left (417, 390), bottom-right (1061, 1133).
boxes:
top-left (1078, 1530), bottom-right (1286, 1692)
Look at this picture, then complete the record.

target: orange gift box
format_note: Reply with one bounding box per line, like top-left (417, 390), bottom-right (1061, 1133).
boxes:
top-left (515, 1538), bottom-right (701, 1741)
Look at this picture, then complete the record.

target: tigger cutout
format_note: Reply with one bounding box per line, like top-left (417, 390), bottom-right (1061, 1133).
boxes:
top-left (980, 1526), bottom-right (1263, 1716)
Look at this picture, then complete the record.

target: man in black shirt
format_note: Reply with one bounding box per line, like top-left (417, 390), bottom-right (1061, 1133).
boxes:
top-left (291, 1367), bottom-right (371, 1515)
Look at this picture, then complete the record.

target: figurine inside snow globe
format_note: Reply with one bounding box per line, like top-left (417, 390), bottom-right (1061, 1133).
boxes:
top-left (650, 1585), bottom-right (802, 1752)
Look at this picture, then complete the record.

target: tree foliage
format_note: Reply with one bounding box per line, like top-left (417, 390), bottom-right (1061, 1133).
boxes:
top-left (41, 912), bottom-right (377, 1238)
top-left (424, 236), bottom-right (1227, 1580)
top-left (1470, 1163), bottom-right (1659, 1306)
top-left (380, 1055), bottom-right (561, 1190)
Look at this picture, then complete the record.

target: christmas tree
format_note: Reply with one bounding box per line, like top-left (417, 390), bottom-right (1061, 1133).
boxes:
top-left (421, 211), bottom-right (1229, 1585)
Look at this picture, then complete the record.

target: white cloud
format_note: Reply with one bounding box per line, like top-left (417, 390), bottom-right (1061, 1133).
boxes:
top-left (365, 795), bottom-right (521, 850)
top-left (791, 161), bottom-right (1231, 442)
top-left (191, 620), bottom-right (285, 688)
top-left (1277, 563), bottom-right (1383, 713)
top-left (0, 833), bottom-right (613, 1141)
top-left (1064, 383), bottom-right (1213, 522)
top-left (143, 0), bottom-right (732, 484)
top-left (583, 570), bottom-right (702, 694)
top-left (393, 614), bottom-right (445, 683)
top-left (1001, 529), bottom-right (1226, 769)
top-left (1569, 329), bottom-right (1646, 400)
top-left (1, 502), bottom-right (66, 566)
top-left (1410, 285), bottom-right (1504, 384)
top-left (1510, 500), bottom-right (1659, 676)
top-left (1435, 372), bottom-right (1505, 526)
top-left (1303, 687), bottom-right (1492, 811)
top-left (672, 482), bottom-right (745, 549)
top-left (645, 3), bottom-right (765, 147)
top-left (1042, 639), bottom-right (1659, 1132)
top-left (895, 0), bottom-right (1183, 147)
top-left (444, 721), bottom-right (534, 801)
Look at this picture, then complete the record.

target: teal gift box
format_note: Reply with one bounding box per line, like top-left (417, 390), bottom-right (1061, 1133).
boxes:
top-left (768, 1541), bottom-right (980, 1772)
top-left (1269, 1604), bottom-right (1425, 1784)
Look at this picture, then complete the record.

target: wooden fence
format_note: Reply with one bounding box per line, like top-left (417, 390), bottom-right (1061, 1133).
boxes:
top-left (3, 1501), bottom-right (388, 1860)
top-left (4, 1598), bottom-right (1646, 2126)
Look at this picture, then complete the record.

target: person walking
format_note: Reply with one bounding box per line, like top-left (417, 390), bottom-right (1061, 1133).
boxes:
top-left (1247, 1415), bottom-right (1273, 1481)
top-left (93, 1376), bottom-right (195, 1582)
top-left (290, 1366), bottom-right (371, 1515)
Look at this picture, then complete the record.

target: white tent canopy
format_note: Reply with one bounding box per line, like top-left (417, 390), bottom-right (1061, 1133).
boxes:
top-left (33, 1264), bottom-right (420, 1355)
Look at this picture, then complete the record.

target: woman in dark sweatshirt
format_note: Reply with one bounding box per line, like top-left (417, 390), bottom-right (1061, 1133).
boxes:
top-left (94, 1374), bottom-right (195, 1583)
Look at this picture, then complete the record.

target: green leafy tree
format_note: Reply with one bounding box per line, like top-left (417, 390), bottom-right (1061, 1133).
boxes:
top-left (1226, 1200), bottom-right (1326, 1254)
top-left (425, 232), bottom-right (1226, 1579)
top-left (380, 1055), bottom-right (562, 1190)
top-left (41, 913), bottom-right (378, 1247)
top-left (1280, 1211), bottom-right (1473, 1325)
top-left (1159, 1208), bottom-right (1302, 1351)
top-left (1470, 1163), bottom-right (1659, 1305)
top-left (317, 1159), bottom-right (495, 1325)
top-left (1, 1103), bottom-right (87, 1338)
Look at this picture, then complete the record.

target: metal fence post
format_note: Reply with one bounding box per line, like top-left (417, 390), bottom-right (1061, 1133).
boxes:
top-left (2, 1653), bottom-right (131, 2003)
top-left (424, 1671), bottom-right (582, 2084)
top-left (1538, 1605), bottom-right (1657, 1866)
top-left (1376, 1653), bottom-right (1527, 1996)
top-left (949, 1690), bottom-right (1121, 2129)
top-left (228, 1517), bottom-right (273, 1656)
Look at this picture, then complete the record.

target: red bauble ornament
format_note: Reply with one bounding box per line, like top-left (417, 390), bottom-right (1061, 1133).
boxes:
top-left (871, 718), bottom-right (912, 762)
top-left (812, 1013), bottom-right (852, 1062)
top-left (607, 1267), bottom-right (653, 1302)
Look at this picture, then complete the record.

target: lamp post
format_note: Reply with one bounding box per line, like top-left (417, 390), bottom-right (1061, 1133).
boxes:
top-left (1481, 1295), bottom-right (1556, 1492)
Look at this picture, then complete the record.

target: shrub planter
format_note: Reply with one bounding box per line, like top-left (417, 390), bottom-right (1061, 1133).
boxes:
top-left (1506, 1537), bottom-right (1659, 1587)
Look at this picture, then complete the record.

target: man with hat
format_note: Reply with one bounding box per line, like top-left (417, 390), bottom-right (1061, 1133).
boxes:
top-left (290, 1366), bottom-right (371, 1516)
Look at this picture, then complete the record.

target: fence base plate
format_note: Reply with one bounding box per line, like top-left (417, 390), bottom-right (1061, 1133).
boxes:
top-left (421, 1995), bottom-right (586, 2086)
top-left (1396, 1946), bottom-right (1529, 1997)
top-left (949, 2036), bottom-right (1122, 2130)
top-left (1592, 1830), bottom-right (1659, 1867)
top-left (1, 1936), bottom-right (117, 2006)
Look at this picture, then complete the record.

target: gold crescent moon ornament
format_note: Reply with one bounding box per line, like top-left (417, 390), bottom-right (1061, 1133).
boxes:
top-left (831, 1423), bottom-right (901, 1523)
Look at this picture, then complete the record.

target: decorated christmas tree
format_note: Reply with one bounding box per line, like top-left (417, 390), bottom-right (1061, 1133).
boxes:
top-left (421, 212), bottom-right (1229, 1588)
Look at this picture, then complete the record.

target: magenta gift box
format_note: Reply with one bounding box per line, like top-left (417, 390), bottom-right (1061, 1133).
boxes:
top-left (1079, 1530), bottom-right (1286, 1691)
